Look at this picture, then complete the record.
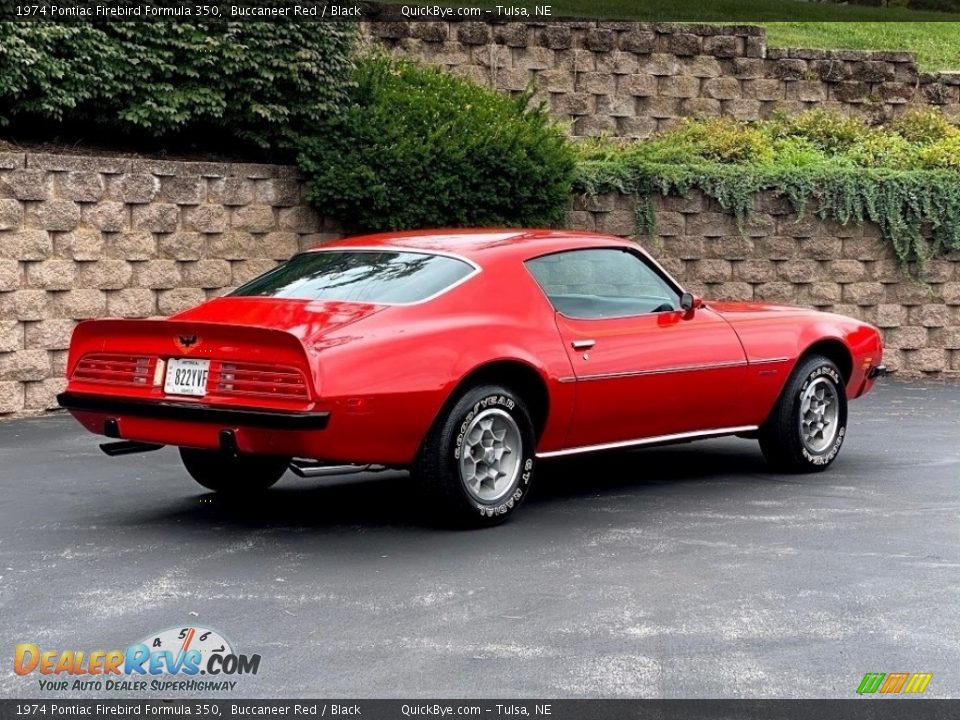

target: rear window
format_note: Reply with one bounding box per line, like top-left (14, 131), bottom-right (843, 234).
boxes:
top-left (231, 250), bottom-right (476, 304)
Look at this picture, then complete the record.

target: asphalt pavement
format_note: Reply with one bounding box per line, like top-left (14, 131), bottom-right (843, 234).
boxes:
top-left (0, 379), bottom-right (957, 699)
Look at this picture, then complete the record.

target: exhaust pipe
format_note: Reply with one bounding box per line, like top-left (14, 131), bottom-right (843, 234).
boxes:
top-left (288, 459), bottom-right (387, 478)
top-left (868, 365), bottom-right (890, 379)
top-left (100, 441), bottom-right (164, 457)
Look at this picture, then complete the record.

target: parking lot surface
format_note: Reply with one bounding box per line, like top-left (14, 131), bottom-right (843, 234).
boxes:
top-left (0, 379), bottom-right (957, 699)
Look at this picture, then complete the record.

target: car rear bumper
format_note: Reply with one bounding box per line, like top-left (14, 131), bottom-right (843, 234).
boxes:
top-left (57, 389), bottom-right (427, 467)
top-left (57, 392), bottom-right (330, 430)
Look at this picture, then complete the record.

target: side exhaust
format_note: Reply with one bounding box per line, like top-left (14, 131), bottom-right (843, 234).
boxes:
top-left (100, 441), bottom-right (165, 457)
top-left (288, 459), bottom-right (387, 478)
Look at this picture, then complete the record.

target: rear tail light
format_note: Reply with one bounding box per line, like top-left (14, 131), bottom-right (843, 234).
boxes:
top-left (74, 354), bottom-right (156, 387)
top-left (208, 361), bottom-right (309, 401)
top-left (72, 354), bottom-right (310, 401)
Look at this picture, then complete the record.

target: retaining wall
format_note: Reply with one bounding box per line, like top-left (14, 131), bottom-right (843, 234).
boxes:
top-left (0, 152), bottom-right (957, 418)
top-left (569, 190), bottom-right (960, 377)
top-left (0, 152), bottom-right (338, 416)
top-left (363, 21), bottom-right (960, 137)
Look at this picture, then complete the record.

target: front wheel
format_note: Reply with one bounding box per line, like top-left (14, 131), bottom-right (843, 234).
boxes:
top-left (759, 354), bottom-right (848, 473)
top-left (180, 448), bottom-right (289, 494)
top-left (413, 384), bottom-right (537, 528)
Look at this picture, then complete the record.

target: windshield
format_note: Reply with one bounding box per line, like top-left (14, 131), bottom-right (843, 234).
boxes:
top-left (231, 250), bottom-right (476, 304)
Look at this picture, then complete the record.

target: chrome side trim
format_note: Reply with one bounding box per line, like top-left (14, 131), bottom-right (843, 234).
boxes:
top-left (536, 425), bottom-right (759, 459)
top-left (560, 359), bottom-right (788, 384)
top-left (572, 360), bottom-right (747, 383)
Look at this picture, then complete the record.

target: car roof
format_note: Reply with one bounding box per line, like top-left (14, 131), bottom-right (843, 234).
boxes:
top-left (306, 228), bottom-right (634, 265)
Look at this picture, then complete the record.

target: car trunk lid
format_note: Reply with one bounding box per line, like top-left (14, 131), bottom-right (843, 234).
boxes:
top-left (173, 296), bottom-right (386, 342)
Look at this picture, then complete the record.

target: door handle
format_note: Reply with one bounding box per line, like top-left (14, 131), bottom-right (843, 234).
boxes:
top-left (571, 339), bottom-right (596, 350)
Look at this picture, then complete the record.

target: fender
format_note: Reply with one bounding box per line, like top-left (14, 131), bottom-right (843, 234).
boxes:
top-left (710, 303), bottom-right (883, 424)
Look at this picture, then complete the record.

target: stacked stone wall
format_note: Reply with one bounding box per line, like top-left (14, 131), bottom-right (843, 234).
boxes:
top-left (363, 20), bottom-right (960, 137)
top-left (569, 190), bottom-right (960, 376)
top-left (0, 152), bottom-right (338, 415)
top-left (1, 152), bottom-right (957, 419)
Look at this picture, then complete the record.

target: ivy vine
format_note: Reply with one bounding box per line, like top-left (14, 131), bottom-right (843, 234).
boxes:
top-left (574, 161), bottom-right (960, 273)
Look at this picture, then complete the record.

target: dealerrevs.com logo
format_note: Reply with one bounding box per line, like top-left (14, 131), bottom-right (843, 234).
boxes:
top-left (15, 626), bottom-right (261, 693)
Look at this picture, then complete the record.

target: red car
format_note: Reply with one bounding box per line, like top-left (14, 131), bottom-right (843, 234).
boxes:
top-left (59, 229), bottom-right (886, 527)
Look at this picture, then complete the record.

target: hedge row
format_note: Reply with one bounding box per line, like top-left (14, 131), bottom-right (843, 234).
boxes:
top-left (0, 23), bottom-right (356, 152)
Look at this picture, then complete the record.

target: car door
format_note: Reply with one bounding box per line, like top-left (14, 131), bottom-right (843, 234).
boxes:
top-left (526, 247), bottom-right (749, 450)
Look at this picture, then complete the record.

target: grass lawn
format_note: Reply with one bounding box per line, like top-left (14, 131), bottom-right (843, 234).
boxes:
top-left (533, 0), bottom-right (960, 22)
top-left (422, 0), bottom-right (960, 72)
top-left (763, 23), bottom-right (960, 72)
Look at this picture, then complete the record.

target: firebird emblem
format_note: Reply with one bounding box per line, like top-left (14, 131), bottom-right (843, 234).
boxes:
top-left (174, 334), bottom-right (202, 353)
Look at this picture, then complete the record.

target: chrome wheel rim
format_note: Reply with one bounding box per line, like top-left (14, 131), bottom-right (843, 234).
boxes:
top-left (799, 377), bottom-right (840, 453)
top-left (459, 408), bottom-right (522, 503)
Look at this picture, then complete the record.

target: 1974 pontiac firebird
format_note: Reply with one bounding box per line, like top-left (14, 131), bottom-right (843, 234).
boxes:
top-left (58, 229), bottom-right (886, 527)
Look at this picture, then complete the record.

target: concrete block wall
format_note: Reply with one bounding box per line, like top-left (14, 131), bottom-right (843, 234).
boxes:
top-left (0, 152), bottom-right (339, 416)
top-left (1, 152), bottom-right (957, 419)
top-left (362, 21), bottom-right (960, 137)
top-left (570, 190), bottom-right (960, 376)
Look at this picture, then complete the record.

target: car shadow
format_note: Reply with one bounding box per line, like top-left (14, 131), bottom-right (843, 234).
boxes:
top-left (532, 439), bottom-right (773, 502)
top-left (120, 439), bottom-right (787, 532)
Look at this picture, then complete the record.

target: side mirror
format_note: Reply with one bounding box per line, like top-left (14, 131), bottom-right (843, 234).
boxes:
top-left (680, 292), bottom-right (697, 312)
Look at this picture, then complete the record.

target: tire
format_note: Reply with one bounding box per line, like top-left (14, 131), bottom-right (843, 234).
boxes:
top-left (413, 384), bottom-right (537, 528)
top-left (179, 448), bottom-right (289, 494)
top-left (759, 354), bottom-right (848, 473)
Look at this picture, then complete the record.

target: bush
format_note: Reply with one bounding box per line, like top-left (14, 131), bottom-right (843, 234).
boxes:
top-left (0, 23), bottom-right (356, 153)
top-left (907, 0), bottom-right (960, 11)
top-left (297, 55), bottom-right (576, 232)
top-left (576, 107), bottom-right (960, 172)
top-left (657, 118), bottom-right (774, 164)
top-left (773, 110), bottom-right (870, 153)
top-left (892, 106), bottom-right (959, 143)
top-left (767, 136), bottom-right (830, 168)
top-left (845, 132), bottom-right (916, 168)
top-left (919, 135), bottom-right (960, 168)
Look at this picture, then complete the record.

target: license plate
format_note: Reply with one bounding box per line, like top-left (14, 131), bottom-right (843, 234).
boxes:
top-left (164, 358), bottom-right (210, 397)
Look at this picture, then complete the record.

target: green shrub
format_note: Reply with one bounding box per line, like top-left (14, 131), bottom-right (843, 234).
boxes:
top-left (892, 106), bottom-right (959, 143)
top-left (767, 136), bottom-right (833, 168)
top-left (649, 118), bottom-right (775, 164)
top-left (297, 55), bottom-right (576, 232)
top-left (0, 23), bottom-right (356, 152)
top-left (775, 110), bottom-right (870, 153)
top-left (846, 132), bottom-right (916, 168)
top-left (907, 0), bottom-right (960, 11)
top-left (919, 134), bottom-right (960, 168)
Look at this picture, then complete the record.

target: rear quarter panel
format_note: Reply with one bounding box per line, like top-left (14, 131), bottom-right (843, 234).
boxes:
top-left (713, 303), bottom-right (884, 425)
top-left (305, 253), bottom-right (576, 464)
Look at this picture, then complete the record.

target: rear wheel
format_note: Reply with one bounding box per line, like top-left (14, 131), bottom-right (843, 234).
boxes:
top-left (413, 384), bottom-right (536, 528)
top-left (179, 448), bottom-right (289, 493)
top-left (759, 354), bottom-right (848, 473)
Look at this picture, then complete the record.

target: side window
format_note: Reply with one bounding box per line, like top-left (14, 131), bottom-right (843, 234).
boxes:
top-left (526, 248), bottom-right (680, 319)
